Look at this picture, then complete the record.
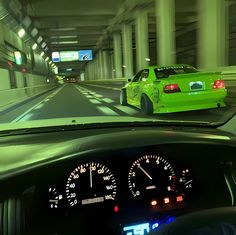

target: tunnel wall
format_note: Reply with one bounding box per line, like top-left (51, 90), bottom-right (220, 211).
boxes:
top-left (0, 67), bottom-right (57, 110)
top-left (0, 21), bottom-right (58, 110)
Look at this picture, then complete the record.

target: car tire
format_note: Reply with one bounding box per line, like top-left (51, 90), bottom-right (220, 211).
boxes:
top-left (141, 95), bottom-right (153, 115)
top-left (120, 89), bottom-right (127, 106)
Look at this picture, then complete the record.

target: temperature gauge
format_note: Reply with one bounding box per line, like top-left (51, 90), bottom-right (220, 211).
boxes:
top-left (48, 187), bottom-right (63, 209)
top-left (178, 169), bottom-right (193, 195)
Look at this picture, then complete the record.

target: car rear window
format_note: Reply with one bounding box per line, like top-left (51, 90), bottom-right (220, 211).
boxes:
top-left (154, 66), bottom-right (199, 79)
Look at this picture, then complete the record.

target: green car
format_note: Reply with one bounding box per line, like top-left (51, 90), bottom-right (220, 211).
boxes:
top-left (120, 64), bottom-right (227, 114)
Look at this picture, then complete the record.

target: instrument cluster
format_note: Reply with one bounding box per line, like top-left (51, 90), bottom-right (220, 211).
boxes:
top-left (46, 153), bottom-right (194, 212)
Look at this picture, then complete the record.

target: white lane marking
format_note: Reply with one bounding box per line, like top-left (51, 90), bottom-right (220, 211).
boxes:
top-left (89, 99), bottom-right (102, 104)
top-left (94, 94), bottom-right (103, 98)
top-left (102, 98), bottom-right (115, 103)
top-left (11, 86), bottom-right (65, 123)
top-left (80, 83), bottom-right (121, 91)
top-left (19, 113), bottom-right (34, 121)
top-left (34, 104), bottom-right (44, 110)
top-left (114, 105), bottom-right (139, 115)
top-left (85, 95), bottom-right (93, 99)
top-left (97, 106), bottom-right (119, 116)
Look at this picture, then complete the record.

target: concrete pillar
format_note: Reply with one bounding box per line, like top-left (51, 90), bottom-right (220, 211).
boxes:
top-left (95, 55), bottom-right (98, 79)
top-left (102, 51), bottom-right (111, 79)
top-left (88, 62), bottom-right (92, 80)
top-left (135, 10), bottom-right (149, 71)
top-left (113, 33), bottom-right (122, 78)
top-left (156, 0), bottom-right (176, 65)
top-left (122, 24), bottom-right (133, 78)
top-left (86, 64), bottom-right (89, 80)
top-left (91, 61), bottom-right (95, 80)
top-left (98, 50), bottom-right (104, 79)
top-left (84, 66), bottom-right (88, 80)
top-left (198, 0), bottom-right (228, 69)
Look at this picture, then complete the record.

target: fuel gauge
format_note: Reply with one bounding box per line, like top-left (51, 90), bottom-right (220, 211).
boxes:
top-left (181, 169), bottom-right (193, 190)
top-left (177, 169), bottom-right (193, 196)
top-left (48, 187), bottom-right (63, 209)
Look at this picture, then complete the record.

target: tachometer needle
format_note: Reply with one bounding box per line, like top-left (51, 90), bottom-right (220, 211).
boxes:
top-left (90, 165), bottom-right (93, 188)
top-left (137, 164), bottom-right (153, 180)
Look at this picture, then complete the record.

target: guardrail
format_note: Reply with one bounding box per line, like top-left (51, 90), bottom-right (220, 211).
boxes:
top-left (0, 84), bottom-right (58, 111)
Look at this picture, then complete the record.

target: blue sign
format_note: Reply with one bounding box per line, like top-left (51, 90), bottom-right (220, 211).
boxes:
top-left (52, 52), bottom-right (60, 62)
top-left (79, 50), bottom-right (93, 61)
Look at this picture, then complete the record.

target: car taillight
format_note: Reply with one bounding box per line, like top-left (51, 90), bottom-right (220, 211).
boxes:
top-left (213, 80), bottom-right (225, 89)
top-left (164, 84), bottom-right (181, 93)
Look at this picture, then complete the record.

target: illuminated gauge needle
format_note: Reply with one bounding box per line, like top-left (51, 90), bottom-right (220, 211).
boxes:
top-left (137, 164), bottom-right (153, 180)
top-left (184, 180), bottom-right (193, 186)
top-left (90, 165), bottom-right (93, 188)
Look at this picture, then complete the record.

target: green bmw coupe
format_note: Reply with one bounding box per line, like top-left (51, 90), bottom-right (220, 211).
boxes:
top-left (120, 64), bottom-right (227, 115)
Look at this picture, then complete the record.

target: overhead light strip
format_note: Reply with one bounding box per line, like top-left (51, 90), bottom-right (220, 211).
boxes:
top-left (51, 41), bottom-right (79, 45)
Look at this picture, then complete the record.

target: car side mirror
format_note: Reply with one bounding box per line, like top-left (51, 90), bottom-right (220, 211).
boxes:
top-left (127, 78), bottom-right (132, 82)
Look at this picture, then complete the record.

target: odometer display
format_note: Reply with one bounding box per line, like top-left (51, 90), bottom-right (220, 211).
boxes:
top-left (128, 155), bottom-right (177, 198)
top-left (66, 162), bottom-right (117, 207)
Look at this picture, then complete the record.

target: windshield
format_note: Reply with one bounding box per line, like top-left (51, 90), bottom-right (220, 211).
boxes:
top-left (0, 0), bottom-right (235, 130)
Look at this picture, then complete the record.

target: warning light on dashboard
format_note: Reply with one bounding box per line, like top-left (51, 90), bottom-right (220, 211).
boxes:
top-left (114, 205), bottom-right (119, 213)
top-left (176, 196), bottom-right (183, 202)
top-left (151, 200), bottom-right (157, 206)
top-left (164, 197), bottom-right (170, 204)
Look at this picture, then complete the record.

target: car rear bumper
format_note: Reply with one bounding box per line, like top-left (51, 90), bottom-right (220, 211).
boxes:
top-left (153, 89), bottom-right (227, 113)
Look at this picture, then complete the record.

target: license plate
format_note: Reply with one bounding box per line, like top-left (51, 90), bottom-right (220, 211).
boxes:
top-left (189, 81), bottom-right (204, 91)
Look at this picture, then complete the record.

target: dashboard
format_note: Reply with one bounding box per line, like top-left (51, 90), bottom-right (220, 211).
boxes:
top-left (0, 125), bottom-right (236, 235)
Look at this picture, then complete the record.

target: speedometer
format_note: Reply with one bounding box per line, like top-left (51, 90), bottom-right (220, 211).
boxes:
top-left (128, 155), bottom-right (177, 198)
top-left (66, 162), bottom-right (117, 207)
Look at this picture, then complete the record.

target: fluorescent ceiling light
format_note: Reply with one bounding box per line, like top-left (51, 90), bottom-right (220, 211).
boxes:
top-left (50, 27), bottom-right (77, 31)
top-left (32, 43), bottom-right (37, 50)
top-left (41, 42), bottom-right (46, 48)
top-left (40, 52), bottom-right (45, 57)
top-left (45, 57), bottom-right (49, 61)
top-left (22, 16), bottom-right (32, 28)
top-left (145, 58), bottom-right (151, 61)
top-left (18, 29), bottom-right (25, 38)
top-left (66, 68), bottom-right (73, 71)
top-left (37, 36), bottom-right (43, 43)
top-left (51, 41), bottom-right (78, 45)
top-left (31, 28), bottom-right (38, 37)
top-left (49, 61), bottom-right (52, 64)
top-left (50, 36), bottom-right (77, 39)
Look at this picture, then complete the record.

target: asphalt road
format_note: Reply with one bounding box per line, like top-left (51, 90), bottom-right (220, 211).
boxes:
top-left (0, 83), bottom-right (235, 124)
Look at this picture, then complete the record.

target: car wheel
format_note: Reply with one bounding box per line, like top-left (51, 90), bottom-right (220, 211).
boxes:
top-left (141, 95), bottom-right (153, 115)
top-left (120, 89), bottom-right (127, 105)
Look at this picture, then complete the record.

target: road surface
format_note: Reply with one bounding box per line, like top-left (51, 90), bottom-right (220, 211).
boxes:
top-left (0, 83), bottom-right (235, 124)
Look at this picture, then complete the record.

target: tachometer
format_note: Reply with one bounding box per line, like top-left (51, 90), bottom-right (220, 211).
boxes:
top-left (66, 162), bottom-right (117, 207)
top-left (128, 155), bottom-right (177, 199)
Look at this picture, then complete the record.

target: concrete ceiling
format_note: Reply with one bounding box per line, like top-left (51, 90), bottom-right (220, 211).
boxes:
top-left (19, 0), bottom-right (197, 73)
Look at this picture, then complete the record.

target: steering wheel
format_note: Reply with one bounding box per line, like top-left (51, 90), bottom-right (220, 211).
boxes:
top-left (150, 207), bottom-right (236, 235)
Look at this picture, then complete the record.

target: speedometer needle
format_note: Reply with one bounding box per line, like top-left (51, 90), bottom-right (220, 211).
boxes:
top-left (137, 164), bottom-right (153, 180)
top-left (90, 165), bottom-right (93, 188)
